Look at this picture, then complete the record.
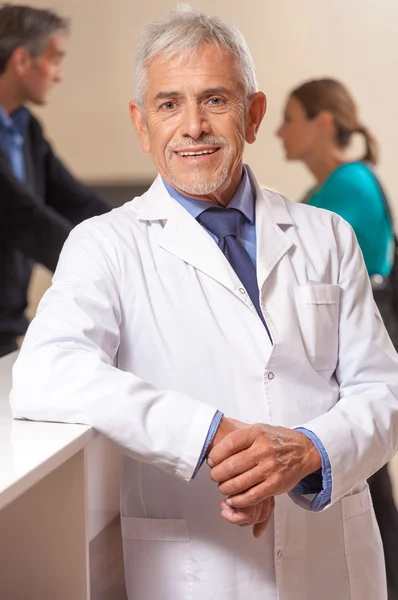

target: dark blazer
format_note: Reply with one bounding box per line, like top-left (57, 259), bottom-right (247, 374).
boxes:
top-left (0, 109), bottom-right (110, 345)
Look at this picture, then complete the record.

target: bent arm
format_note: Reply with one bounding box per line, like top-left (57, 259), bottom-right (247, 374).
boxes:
top-left (0, 165), bottom-right (72, 271)
top-left (44, 141), bottom-right (110, 224)
top-left (10, 223), bottom-right (216, 481)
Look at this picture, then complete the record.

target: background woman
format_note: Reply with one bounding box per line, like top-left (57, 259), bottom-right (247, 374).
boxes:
top-left (277, 77), bottom-right (398, 599)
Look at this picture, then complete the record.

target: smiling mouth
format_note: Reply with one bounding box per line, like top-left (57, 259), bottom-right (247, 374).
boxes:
top-left (175, 148), bottom-right (220, 157)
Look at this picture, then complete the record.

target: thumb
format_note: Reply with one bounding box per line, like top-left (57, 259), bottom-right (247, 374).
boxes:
top-left (252, 513), bottom-right (272, 538)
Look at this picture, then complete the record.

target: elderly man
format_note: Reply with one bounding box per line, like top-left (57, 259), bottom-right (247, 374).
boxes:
top-left (10, 5), bottom-right (398, 599)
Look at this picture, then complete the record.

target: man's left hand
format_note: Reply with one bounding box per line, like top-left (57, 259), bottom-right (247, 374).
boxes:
top-left (208, 424), bottom-right (321, 507)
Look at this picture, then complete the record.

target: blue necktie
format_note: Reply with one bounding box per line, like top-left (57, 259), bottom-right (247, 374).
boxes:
top-left (197, 207), bottom-right (272, 341)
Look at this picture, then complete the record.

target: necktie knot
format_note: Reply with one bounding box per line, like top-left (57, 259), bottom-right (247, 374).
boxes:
top-left (195, 203), bottom-right (272, 341)
top-left (196, 207), bottom-right (246, 240)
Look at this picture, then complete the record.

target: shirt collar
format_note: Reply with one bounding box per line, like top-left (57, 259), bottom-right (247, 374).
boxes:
top-left (162, 165), bottom-right (255, 224)
top-left (0, 105), bottom-right (30, 135)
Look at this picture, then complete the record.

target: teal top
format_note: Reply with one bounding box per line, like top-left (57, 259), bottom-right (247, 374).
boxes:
top-left (307, 161), bottom-right (394, 277)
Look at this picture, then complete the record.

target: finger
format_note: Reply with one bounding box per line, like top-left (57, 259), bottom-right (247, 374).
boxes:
top-left (222, 497), bottom-right (274, 528)
top-left (252, 497), bottom-right (275, 538)
top-left (253, 510), bottom-right (273, 538)
top-left (211, 448), bottom-right (258, 483)
top-left (217, 464), bottom-right (269, 497)
top-left (226, 479), bottom-right (275, 508)
top-left (208, 428), bottom-right (254, 467)
top-left (220, 502), bottom-right (262, 526)
top-left (220, 500), bottom-right (240, 519)
top-left (221, 507), bottom-right (253, 526)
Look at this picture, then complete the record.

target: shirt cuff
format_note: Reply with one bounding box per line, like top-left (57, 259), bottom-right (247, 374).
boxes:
top-left (290, 427), bottom-right (332, 511)
top-left (192, 410), bottom-right (224, 479)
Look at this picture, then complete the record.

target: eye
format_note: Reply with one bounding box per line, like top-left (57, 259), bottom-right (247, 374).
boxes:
top-left (207, 97), bottom-right (225, 106)
top-left (161, 101), bottom-right (177, 111)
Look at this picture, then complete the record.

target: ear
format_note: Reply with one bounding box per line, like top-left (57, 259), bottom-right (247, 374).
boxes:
top-left (316, 110), bottom-right (334, 133)
top-left (245, 92), bottom-right (267, 145)
top-left (129, 101), bottom-right (151, 154)
top-left (9, 46), bottom-right (32, 76)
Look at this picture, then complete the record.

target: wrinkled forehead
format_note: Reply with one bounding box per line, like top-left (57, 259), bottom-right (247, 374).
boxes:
top-left (145, 43), bottom-right (242, 95)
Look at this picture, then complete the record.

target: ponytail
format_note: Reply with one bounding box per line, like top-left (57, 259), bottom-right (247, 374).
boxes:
top-left (357, 124), bottom-right (379, 165)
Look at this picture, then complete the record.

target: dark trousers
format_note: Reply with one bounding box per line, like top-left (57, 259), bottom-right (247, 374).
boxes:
top-left (373, 284), bottom-right (398, 350)
top-left (368, 465), bottom-right (398, 599)
top-left (372, 286), bottom-right (398, 599)
top-left (0, 337), bottom-right (18, 358)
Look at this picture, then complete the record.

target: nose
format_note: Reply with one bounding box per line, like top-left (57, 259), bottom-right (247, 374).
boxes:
top-left (54, 68), bottom-right (63, 84)
top-left (179, 102), bottom-right (211, 140)
top-left (275, 124), bottom-right (284, 138)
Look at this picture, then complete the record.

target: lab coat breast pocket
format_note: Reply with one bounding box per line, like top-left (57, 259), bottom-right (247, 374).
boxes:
top-left (294, 284), bottom-right (341, 373)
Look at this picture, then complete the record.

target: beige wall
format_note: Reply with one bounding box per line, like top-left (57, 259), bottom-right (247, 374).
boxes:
top-left (12, 0), bottom-right (398, 214)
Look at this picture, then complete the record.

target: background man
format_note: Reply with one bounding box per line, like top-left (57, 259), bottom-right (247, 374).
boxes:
top-left (0, 5), bottom-right (109, 357)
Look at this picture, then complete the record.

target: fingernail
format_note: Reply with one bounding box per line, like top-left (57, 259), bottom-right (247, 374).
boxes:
top-left (226, 498), bottom-right (233, 505)
top-left (207, 458), bottom-right (214, 467)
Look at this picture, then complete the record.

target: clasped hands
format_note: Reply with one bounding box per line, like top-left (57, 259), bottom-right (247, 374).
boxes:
top-left (207, 418), bottom-right (321, 538)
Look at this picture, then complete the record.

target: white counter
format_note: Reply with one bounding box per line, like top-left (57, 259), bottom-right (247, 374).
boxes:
top-left (0, 351), bottom-right (123, 599)
top-left (0, 351), bottom-right (95, 511)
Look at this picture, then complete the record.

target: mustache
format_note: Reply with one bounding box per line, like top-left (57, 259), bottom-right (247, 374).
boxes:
top-left (167, 137), bottom-right (228, 152)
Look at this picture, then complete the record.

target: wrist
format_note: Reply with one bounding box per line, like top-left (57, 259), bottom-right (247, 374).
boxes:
top-left (208, 417), bottom-right (234, 451)
top-left (301, 434), bottom-right (322, 476)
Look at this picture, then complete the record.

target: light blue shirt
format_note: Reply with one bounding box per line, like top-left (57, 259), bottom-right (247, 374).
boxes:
top-left (0, 106), bottom-right (29, 181)
top-left (163, 168), bottom-right (332, 509)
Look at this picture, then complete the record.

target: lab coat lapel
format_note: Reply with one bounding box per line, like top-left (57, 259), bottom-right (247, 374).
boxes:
top-left (247, 167), bottom-right (294, 291)
top-left (136, 176), bottom-right (245, 295)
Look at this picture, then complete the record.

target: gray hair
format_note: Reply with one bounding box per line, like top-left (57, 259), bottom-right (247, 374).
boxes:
top-left (134, 4), bottom-right (258, 109)
top-left (0, 4), bottom-right (69, 74)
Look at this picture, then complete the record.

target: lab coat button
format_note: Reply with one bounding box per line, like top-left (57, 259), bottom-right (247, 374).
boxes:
top-left (267, 372), bottom-right (275, 380)
top-left (239, 287), bottom-right (246, 295)
top-left (277, 550), bottom-right (283, 559)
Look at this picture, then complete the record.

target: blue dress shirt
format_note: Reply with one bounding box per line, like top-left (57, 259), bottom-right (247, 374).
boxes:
top-left (163, 168), bottom-right (332, 510)
top-left (0, 106), bottom-right (30, 181)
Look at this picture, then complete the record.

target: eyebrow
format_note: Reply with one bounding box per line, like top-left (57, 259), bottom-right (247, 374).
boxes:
top-left (202, 87), bottom-right (230, 95)
top-left (155, 91), bottom-right (181, 101)
top-left (154, 87), bottom-right (230, 101)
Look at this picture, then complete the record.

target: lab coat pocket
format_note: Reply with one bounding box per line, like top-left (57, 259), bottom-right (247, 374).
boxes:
top-left (294, 284), bottom-right (340, 372)
top-left (341, 485), bottom-right (387, 599)
top-left (121, 516), bottom-right (192, 600)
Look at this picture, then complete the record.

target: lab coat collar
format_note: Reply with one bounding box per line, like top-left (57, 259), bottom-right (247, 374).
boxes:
top-left (134, 169), bottom-right (294, 293)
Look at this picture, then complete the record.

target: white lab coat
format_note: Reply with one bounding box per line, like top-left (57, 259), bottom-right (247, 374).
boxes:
top-left (10, 168), bottom-right (398, 599)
